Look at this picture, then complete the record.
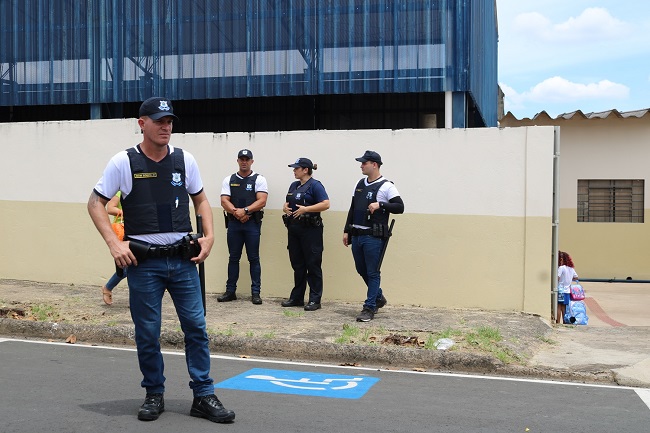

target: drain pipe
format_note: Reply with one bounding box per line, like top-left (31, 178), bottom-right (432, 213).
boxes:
top-left (551, 127), bottom-right (560, 322)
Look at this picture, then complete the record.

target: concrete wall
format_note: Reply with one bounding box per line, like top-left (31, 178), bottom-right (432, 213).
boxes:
top-left (0, 120), bottom-right (555, 316)
top-left (501, 113), bottom-right (650, 280)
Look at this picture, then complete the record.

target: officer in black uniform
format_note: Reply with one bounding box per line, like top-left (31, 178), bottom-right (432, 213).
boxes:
top-left (281, 158), bottom-right (330, 311)
top-left (218, 149), bottom-right (268, 304)
top-left (342, 150), bottom-right (404, 322)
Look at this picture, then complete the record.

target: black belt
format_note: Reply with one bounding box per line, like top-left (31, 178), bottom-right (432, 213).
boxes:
top-left (147, 243), bottom-right (183, 258)
top-left (128, 239), bottom-right (184, 259)
top-left (348, 227), bottom-right (372, 236)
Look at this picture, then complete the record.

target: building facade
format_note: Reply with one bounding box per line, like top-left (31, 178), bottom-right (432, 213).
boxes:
top-left (0, 0), bottom-right (498, 131)
top-left (501, 109), bottom-right (650, 280)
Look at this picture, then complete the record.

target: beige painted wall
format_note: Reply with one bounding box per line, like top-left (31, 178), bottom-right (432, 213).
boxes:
top-left (0, 120), bottom-right (555, 316)
top-left (502, 114), bottom-right (650, 280)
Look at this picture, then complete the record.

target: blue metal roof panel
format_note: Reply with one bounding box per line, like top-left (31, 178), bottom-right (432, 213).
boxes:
top-left (0, 0), bottom-right (498, 126)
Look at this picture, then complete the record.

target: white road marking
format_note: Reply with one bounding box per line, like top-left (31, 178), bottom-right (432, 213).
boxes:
top-left (635, 389), bottom-right (650, 411)
top-left (2, 337), bottom-right (649, 403)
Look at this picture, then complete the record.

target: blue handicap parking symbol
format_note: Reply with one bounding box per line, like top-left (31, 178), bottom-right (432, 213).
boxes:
top-left (215, 368), bottom-right (380, 399)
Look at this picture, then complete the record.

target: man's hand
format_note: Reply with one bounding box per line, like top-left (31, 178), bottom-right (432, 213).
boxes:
top-left (192, 235), bottom-right (214, 264)
top-left (342, 233), bottom-right (350, 247)
top-left (110, 239), bottom-right (137, 268)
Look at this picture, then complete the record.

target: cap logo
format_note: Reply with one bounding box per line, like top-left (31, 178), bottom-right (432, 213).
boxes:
top-left (158, 100), bottom-right (171, 112)
top-left (295, 158), bottom-right (300, 164)
top-left (241, 150), bottom-right (249, 156)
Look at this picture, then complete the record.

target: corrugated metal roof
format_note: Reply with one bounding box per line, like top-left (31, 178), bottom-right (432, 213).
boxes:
top-left (502, 108), bottom-right (650, 123)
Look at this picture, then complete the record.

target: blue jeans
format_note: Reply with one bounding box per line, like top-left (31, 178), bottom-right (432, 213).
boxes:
top-left (105, 268), bottom-right (126, 291)
top-left (127, 257), bottom-right (214, 397)
top-left (226, 219), bottom-right (262, 294)
top-left (351, 235), bottom-right (385, 309)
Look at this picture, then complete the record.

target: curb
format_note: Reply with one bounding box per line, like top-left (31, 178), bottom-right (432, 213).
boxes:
top-left (0, 318), bottom-right (628, 387)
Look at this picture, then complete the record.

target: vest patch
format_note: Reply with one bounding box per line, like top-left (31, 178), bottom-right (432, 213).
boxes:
top-left (171, 172), bottom-right (183, 186)
top-left (134, 172), bottom-right (157, 179)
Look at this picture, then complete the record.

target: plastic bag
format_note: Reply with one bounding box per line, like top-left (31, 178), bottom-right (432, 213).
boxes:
top-left (434, 338), bottom-right (455, 350)
top-left (564, 300), bottom-right (588, 325)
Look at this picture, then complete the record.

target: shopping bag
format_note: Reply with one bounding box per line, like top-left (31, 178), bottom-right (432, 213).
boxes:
top-left (111, 211), bottom-right (124, 241)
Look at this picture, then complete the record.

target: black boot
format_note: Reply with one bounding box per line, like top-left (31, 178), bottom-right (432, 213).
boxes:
top-left (138, 393), bottom-right (164, 421)
top-left (190, 394), bottom-right (236, 423)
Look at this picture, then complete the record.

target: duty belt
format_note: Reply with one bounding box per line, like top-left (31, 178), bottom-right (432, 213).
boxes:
top-left (347, 226), bottom-right (372, 236)
top-left (128, 236), bottom-right (201, 261)
top-left (146, 242), bottom-right (183, 258)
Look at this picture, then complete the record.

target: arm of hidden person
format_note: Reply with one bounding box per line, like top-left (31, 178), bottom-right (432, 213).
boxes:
top-left (381, 196), bottom-right (404, 214)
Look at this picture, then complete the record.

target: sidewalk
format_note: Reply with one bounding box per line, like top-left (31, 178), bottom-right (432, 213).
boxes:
top-left (1, 279), bottom-right (649, 387)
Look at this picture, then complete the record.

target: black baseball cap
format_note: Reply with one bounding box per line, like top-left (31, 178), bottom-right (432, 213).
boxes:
top-left (139, 97), bottom-right (178, 120)
top-left (355, 150), bottom-right (382, 165)
top-left (238, 149), bottom-right (253, 159)
top-left (288, 157), bottom-right (313, 169)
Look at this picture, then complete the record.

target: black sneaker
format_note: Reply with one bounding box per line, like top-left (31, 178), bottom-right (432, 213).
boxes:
top-left (138, 393), bottom-right (164, 421)
top-left (376, 295), bottom-right (387, 309)
top-left (190, 394), bottom-right (236, 423)
top-left (217, 292), bottom-right (237, 302)
top-left (251, 294), bottom-right (262, 305)
top-left (356, 307), bottom-right (375, 322)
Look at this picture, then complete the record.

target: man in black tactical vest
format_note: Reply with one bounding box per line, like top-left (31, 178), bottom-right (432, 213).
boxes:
top-left (87, 97), bottom-right (235, 423)
top-left (342, 150), bottom-right (405, 322)
top-left (218, 149), bottom-right (268, 304)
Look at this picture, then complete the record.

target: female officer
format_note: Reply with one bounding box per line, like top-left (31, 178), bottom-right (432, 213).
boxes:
top-left (281, 158), bottom-right (330, 311)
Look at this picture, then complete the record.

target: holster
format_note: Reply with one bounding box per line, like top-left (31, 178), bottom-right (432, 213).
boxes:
top-left (128, 239), bottom-right (152, 261)
top-left (253, 210), bottom-right (264, 223)
top-left (180, 233), bottom-right (202, 259)
top-left (223, 211), bottom-right (229, 229)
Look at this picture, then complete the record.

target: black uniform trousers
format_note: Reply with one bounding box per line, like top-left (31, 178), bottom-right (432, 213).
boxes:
top-left (287, 223), bottom-right (324, 303)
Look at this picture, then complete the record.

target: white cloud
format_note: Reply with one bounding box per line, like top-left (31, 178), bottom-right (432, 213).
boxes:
top-left (501, 77), bottom-right (629, 112)
top-left (527, 76), bottom-right (629, 102)
top-left (514, 7), bottom-right (631, 42)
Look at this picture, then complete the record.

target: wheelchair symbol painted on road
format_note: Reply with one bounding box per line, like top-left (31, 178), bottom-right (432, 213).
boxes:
top-left (215, 368), bottom-right (380, 399)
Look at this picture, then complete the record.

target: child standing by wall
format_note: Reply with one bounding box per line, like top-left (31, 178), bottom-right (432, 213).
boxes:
top-left (557, 251), bottom-right (578, 324)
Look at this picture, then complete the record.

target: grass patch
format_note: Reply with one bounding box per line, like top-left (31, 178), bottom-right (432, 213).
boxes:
top-left (263, 331), bottom-right (275, 339)
top-left (245, 331), bottom-right (254, 337)
top-left (334, 323), bottom-right (360, 344)
top-left (30, 304), bottom-right (59, 321)
top-left (283, 310), bottom-right (304, 318)
top-left (538, 335), bottom-right (557, 345)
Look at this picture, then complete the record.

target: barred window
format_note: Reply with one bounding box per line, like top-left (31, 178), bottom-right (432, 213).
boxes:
top-left (577, 180), bottom-right (644, 223)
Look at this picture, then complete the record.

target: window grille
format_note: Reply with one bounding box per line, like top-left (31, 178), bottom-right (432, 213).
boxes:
top-left (577, 179), bottom-right (644, 223)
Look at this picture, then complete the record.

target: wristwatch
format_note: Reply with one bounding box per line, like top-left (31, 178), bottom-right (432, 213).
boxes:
top-left (244, 207), bottom-right (250, 215)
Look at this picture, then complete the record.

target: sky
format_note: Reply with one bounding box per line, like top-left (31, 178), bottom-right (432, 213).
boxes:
top-left (496, 1), bottom-right (650, 119)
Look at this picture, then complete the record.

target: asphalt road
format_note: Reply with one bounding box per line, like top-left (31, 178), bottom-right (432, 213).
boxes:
top-left (1, 338), bottom-right (649, 433)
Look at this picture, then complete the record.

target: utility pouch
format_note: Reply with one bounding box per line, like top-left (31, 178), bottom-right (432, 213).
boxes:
top-left (223, 211), bottom-right (229, 229)
top-left (282, 213), bottom-right (290, 227)
top-left (372, 223), bottom-right (390, 238)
